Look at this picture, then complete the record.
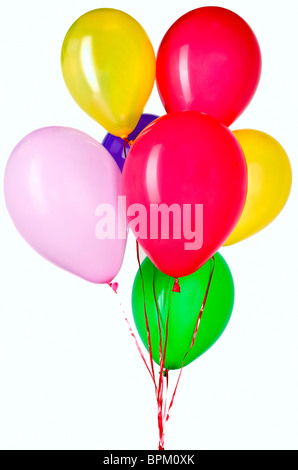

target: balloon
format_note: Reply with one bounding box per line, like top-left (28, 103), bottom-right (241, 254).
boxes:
top-left (132, 253), bottom-right (234, 370)
top-left (156, 6), bottom-right (261, 127)
top-left (102, 114), bottom-right (159, 171)
top-left (224, 129), bottom-right (292, 246)
top-left (121, 111), bottom-right (247, 278)
top-left (61, 8), bottom-right (156, 138)
top-left (4, 127), bottom-right (127, 283)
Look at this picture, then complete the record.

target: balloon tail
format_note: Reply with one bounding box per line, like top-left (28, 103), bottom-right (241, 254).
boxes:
top-left (108, 281), bottom-right (119, 293)
top-left (172, 278), bottom-right (180, 293)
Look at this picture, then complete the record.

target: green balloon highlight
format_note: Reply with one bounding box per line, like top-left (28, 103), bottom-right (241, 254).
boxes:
top-left (132, 253), bottom-right (234, 370)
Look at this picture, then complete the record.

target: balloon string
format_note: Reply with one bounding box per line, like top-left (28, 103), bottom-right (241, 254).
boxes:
top-left (123, 138), bottom-right (133, 159)
top-left (152, 270), bottom-right (172, 450)
top-left (107, 282), bottom-right (156, 385)
top-left (107, 243), bottom-right (172, 450)
top-left (136, 242), bottom-right (173, 450)
top-left (123, 139), bottom-right (128, 159)
top-left (163, 368), bottom-right (169, 422)
top-left (152, 270), bottom-right (163, 368)
top-left (136, 241), bottom-right (157, 392)
top-left (118, 243), bottom-right (214, 449)
top-left (164, 256), bottom-right (215, 425)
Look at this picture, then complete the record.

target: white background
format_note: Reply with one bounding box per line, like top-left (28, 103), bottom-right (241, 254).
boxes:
top-left (0, 0), bottom-right (297, 450)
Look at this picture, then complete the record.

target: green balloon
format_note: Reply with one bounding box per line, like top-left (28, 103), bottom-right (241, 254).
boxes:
top-left (132, 253), bottom-right (234, 370)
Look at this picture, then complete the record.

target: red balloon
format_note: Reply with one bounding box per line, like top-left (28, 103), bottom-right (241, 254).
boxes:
top-left (121, 111), bottom-right (247, 278)
top-left (156, 7), bottom-right (262, 127)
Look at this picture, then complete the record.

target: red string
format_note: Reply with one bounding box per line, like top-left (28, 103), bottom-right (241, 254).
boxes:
top-left (134, 245), bottom-right (215, 449)
top-left (110, 244), bottom-right (215, 450)
top-left (107, 282), bottom-right (155, 385)
top-left (152, 270), bottom-right (172, 450)
top-left (152, 269), bottom-right (163, 367)
top-left (164, 256), bottom-right (215, 425)
top-left (123, 138), bottom-right (134, 159)
top-left (123, 138), bottom-right (129, 159)
top-left (152, 271), bottom-right (166, 447)
top-left (163, 368), bottom-right (169, 422)
top-left (136, 241), bottom-right (157, 392)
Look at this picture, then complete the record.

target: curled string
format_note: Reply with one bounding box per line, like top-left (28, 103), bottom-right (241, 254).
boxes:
top-left (109, 245), bottom-right (215, 450)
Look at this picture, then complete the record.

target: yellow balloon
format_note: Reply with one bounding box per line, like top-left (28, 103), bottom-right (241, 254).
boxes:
top-left (224, 129), bottom-right (292, 246)
top-left (61, 9), bottom-right (156, 138)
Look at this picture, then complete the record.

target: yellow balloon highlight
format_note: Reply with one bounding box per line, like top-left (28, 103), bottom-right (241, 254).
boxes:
top-left (224, 129), bottom-right (292, 246)
top-left (61, 9), bottom-right (156, 138)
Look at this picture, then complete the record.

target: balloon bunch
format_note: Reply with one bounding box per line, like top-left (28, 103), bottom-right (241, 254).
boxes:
top-left (4, 7), bottom-right (292, 450)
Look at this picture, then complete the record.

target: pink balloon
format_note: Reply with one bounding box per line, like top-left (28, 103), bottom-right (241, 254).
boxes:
top-left (4, 127), bottom-right (127, 283)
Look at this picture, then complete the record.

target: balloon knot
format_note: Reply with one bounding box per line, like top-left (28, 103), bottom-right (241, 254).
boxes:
top-left (172, 278), bottom-right (180, 293)
top-left (123, 137), bottom-right (134, 148)
top-left (108, 282), bottom-right (119, 293)
top-left (123, 138), bottom-right (134, 159)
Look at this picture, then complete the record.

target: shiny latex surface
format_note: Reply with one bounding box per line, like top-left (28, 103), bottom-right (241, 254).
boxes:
top-left (132, 253), bottom-right (234, 370)
top-left (4, 127), bottom-right (127, 283)
top-left (225, 129), bottom-right (292, 245)
top-left (156, 6), bottom-right (261, 126)
top-left (122, 111), bottom-right (248, 278)
top-left (61, 8), bottom-right (156, 137)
